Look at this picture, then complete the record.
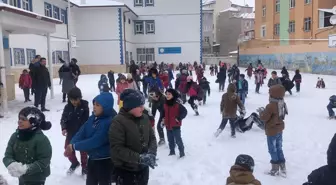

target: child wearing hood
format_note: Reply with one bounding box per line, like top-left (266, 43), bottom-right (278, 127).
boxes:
top-left (215, 83), bottom-right (245, 138)
top-left (3, 107), bottom-right (52, 185)
top-left (303, 133), bottom-right (336, 185)
top-left (107, 70), bottom-right (115, 92)
top-left (186, 76), bottom-right (203, 116)
top-left (98, 74), bottom-right (109, 93)
top-left (257, 84), bottom-right (288, 177)
top-left (226, 154), bottom-right (261, 185)
top-left (292, 69), bottom-right (302, 92)
top-left (64, 92), bottom-right (117, 185)
top-left (199, 77), bottom-right (210, 105)
top-left (116, 74), bottom-right (128, 110)
top-left (163, 89), bottom-right (188, 158)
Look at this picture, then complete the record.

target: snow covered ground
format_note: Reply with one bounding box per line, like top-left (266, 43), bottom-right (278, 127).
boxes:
top-left (1, 68), bottom-right (336, 185)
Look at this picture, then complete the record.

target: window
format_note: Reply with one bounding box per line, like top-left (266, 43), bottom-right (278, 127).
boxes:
top-left (128, 19), bottom-right (131, 24)
top-left (304, 17), bottom-right (311, 32)
top-left (289, 0), bottom-right (295, 8)
top-left (274, 24), bottom-right (280, 35)
top-left (275, 0), bottom-right (280, 13)
top-left (204, 36), bottom-right (210, 43)
top-left (319, 11), bottom-right (333, 28)
top-left (53, 5), bottom-right (60, 20)
top-left (52, 51), bottom-right (63, 64)
top-left (145, 20), bottom-right (155, 34)
top-left (136, 48), bottom-right (155, 62)
top-left (261, 25), bottom-right (266, 38)
top-left (26, 49), bottom-right (36, 63)
top-left (22, 0), bottom-right (30, 11)
top-left (289, 21), bottom-right (295, 33)
top-left (134, 0), bottom-right (143, 6)
top-left (305, 0), bottom-right (311, 4)
top-left (13, 48), bottom-right (25, 66)
top-left (44, 3), bottom-right (52, 17)
top-left (145, 0), bottom-right (154, 6)
top-left (134, 21), bottom-right (144, 34)
top-left (62, 51), bottom-right (69, 63)
top-left (262, 5), bottom-right (266, 17)
top-left (9, 0), bottom-right (19, 8)
top-left (61, 9), bottom-right (67, 24)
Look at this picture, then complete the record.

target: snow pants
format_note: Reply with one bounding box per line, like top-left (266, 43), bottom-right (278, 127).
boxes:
top-left (64, 139), bottom-right (87, 169)
top-left (327, 102), bottom-right (336, 117)
top-left (167, 127), bottom-right (184, 153)
top-left (295, 83), bottom-right (300, 92)
top-left (115, 167), bottom-right (149, 185)
top-left (219, 118), bottom-right (236, 136)
top-left (23, 88), bottom-right (30, 101)
top-left (267, 132), bottom-right (285, 164)
top-left (86, 158), bottom-right (113, 185)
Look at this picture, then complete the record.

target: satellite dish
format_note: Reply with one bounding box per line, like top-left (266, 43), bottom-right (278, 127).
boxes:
top-left (333, 6), bottom-right (336, 15)
top-left (330, 15), bottom-right (336, 25)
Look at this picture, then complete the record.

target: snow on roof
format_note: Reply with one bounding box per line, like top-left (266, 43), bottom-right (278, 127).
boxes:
top-left (70, 0), bottom-right (124, 7)
top-left (202, 0), bottom-right (215, 5)
top-left (240, 12), bottom-right (255, 19)
top-left (229, 50), bottom-right (238, 54)
top-left (0, 2), bottom-right (62, 24)
top-left (220, 7), bottom-right (239, 13)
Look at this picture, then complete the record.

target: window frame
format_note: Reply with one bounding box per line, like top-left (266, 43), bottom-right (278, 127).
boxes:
top-left (134, 0), bottom-right (143, 7)
top-left (145, 20), bottom-right (155, 34)
top-left (136, 48), bottom-right (155, 62)
top-left (44, 2), bottom-right (52, 17)
top-left (289, 0), bottom-right (295, 8)
top-left (262, 5), bottom-right (266, 17)
top-left (21, 0), bottom-right (31, 11)
top-left (61, 9), bottom-right (67, 24)
top-left (13, 48), bottom-right (26, 66)
top-left (9, 0), bottom-right (20, 8)
top-left (134, 21), bottom-right (144, 35)
top-left (261, 25), bottom-right (266, 38)
top-left (274, 23), bottom-right (280, 35)
top-left (288, 21), bottom-right (295, 33)
top-left (53, 5), bottom-right (60, 20)
top-left (305, 0), bottom-right (311, 4)
top-left (275, 0), bottom-right (280, 13)
top-left (145, 0), bottom-right (154, 6)
top-left (304, 17), bottom-right (312, 32)
top-left (26, 49), bottom-right (36, 64)
top-left (52, 50), bottom-right (63, 64)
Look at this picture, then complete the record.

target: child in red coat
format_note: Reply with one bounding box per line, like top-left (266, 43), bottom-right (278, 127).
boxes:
top-left (19, 69), bottom-right (32, 102)
top-left (116, 74), bottom-right (129, 110)
top-left (159, 71), bottom-right (169, 89)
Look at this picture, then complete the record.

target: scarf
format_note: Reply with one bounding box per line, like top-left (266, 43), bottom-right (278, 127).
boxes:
top-left (270, 98), bottom-right (288, 120)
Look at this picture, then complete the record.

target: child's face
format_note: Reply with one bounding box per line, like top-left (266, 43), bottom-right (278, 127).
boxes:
top-left (70, 98), bottom-right (81, 107)
top-left (271, 74), bottom-right (276, 79)
top-left (152, 73), bottom-right (157, 78)
top-left (166, 92), bottom-right (173, 100)
top-left (120, 79), bottom-right (125, 83)
top-left (129, 106), bottom-right (144, 117)
top-left (18, 115), bottom-right (32, 130)
top-left (93, 101), bottom-right (103, 116)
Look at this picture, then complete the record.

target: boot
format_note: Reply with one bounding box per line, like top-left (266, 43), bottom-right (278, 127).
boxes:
top-left (168, 150), bottom-right (175, 156)
top-left (214, 129), bottom-right (223, 138)
top-left (67, 162), bottom-right (80, 175)
top-left (158, 138), bottom-right (165, 146)
top-left (81, 167), bottom-right (88, 176)
top-left (179, 150), bottom-right (185, 158)
top-left (279, 163), bottom-right (287, 177)
top-left (269, 163), bottom-right (280, 176)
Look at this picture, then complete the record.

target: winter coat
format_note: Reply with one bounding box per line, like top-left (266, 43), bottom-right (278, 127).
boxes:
top-left (60, 71), bottom-right (75, 93)
top-left (292, 73), bottom-right (302, 84)
top-left (281, 67), bottom-right (289, 78)
top-left (127, 79), bottom-right (139, 90)
top-left (178, 74), bottom-right (188, 93)
top-left (220, 83), bottom-right (245, 118)
top-left (226, 165), bottom-right (261, 185)
top-left (267, 78), bottom-right (282, 88)
top-left (245, 66), bottom-right (253, 77)
top-left (187, 82), bottom-right (204, 100)
top-left (146, 77), bottom-right (163, 91)
top-left (159, 73), bottom-right (169, 88)
top-left (303, 134), bottom-right (336, 185)
top-left (236, 79), bottom-right (248, 93)
top-left (254, 70), bottom-right (264, 85)
top-left (60, 100), bottom-right (90, 140)
top-left (3, 130), bottom-right (52, 182)
top-left (260, 85), bottom-right (286, 136)
top-left (217, 67), bottom-right (227, 82)
top-left (32, 65), bottom-right (51, 89)
top-left (19, 74), bottom-right (32, 89)
top-left (71, 92), bottom-right (117, 160)
top-left (163, 101), bottom-right (188, 130)
top-left (116, 81), bottom-right (129, 104)
top-left (108, 71), bottom-right (115, 83)
top-left (98, 76), bottom-right (109, 92)
top-left (196, 68), bottom-right (204, 82)
top-left (199, 78), bottom-right (210, 95)
top-left (280, 77), bottom-right (294, 91)
top-left (109, 108), bottom-right (157, 172)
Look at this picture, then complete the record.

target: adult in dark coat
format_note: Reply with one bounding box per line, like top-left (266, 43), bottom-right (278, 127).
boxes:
top-left (58, 63), bottom-right (75, 103)
top-left (71, 58), bottom-right (81, 85)
top-left (33, 58), bottom-right (51, 111)
top-left (29, 55), bottom-right (41, 95)
top-left (281, 66), bottom-right (289, 78)
top-left (217, 67), bottom-right (227, 91)
top-left (303, 134), bottom-right (336, 185)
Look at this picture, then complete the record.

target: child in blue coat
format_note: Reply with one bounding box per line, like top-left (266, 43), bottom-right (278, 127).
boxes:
top-left (64, 92), bottom-right (117, 185)
top-left (236, 74), bottom-right (248, 104)
top-left (98, 74), bottom-right (109, 93)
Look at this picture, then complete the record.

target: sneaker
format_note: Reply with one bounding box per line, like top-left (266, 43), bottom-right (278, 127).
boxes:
top-left (168, 151), bottom-right (175, 156)
top-left (158, 139), bottom-right (165, 146)
top-left (67, 162), bottom-right (80, 175)
top-left (268, 164), bottom-right (280, 176)
top-left (81, 167), bottom-right (88, 176)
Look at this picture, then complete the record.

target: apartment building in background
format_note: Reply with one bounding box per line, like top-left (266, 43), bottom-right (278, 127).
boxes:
top-left (239, 0), bottom-right (336, 75)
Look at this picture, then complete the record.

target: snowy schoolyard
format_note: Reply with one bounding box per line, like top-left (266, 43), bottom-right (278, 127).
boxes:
top-left (1, 68), bottom-right (336, 185)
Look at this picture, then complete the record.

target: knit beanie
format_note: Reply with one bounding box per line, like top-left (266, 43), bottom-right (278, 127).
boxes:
top-left (235, 154), bottom-right (255, 172)
top-left (18, 107), bottom-right (52, 131)
top-left (120, 89), bottom-right (145, 110)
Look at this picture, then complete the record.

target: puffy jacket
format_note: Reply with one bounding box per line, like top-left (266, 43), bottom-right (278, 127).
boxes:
top-left (19, 74), bottom-right (32, 88)
top-left (226, 165), bottom-right (261, 185)
top-left (178, 74), bottom-right (188, 93)
top-left (163, 102), bottom-right (188, 130)
top-left (236, 79), bottom-right (248, 93)
top-left (146, 77), bottom-right (163, 91)
top-left (159, 73), bottom-right (169, 88)
top-left (220, 84), bottom-right (245, 118)
top-left (71, 92), bottom-right (116, 160)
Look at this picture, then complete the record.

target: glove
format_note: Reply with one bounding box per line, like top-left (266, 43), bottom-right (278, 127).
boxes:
top-left (139, 153), bottom-right (157, 169)
top-left (7, 162), bottom-right (28, 177)
top-left (256, 107), bottom-right (265, 113)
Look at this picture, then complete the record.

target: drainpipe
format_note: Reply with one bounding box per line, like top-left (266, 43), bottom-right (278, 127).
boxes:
top-left (123, 10), bottom-right (130, 67)
top-left (66, 6), bottom-right (70, 63)
top-left (311, 0), bottom-right (314, 38)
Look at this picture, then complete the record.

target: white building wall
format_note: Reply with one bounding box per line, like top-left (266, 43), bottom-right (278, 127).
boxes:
top-left (73, 7), bottom-right (120, 65)
top-left (123, 12), bottom-right (136, 63)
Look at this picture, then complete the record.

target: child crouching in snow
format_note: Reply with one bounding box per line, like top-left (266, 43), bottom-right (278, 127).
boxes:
top-left (226, 154), bottom-right (261, 185)
top-left (163, 89), bottom-right (188, 158)
top-left (258, 84), bottom-right (288, 177)
top-left (3, 107), bottom-right (52, 185)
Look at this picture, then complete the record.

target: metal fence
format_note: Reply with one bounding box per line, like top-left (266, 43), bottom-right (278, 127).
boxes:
top-left (203, 56), bottom-right (237, 65)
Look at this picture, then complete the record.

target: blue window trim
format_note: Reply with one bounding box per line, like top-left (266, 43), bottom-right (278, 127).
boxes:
top-left (26, 48), bottom-right (36, 64)
top-left (53, 5), bottom-right (60, 20)
top-left (61, 9), bottom-right (68, 24)
top-left (199, 0), bottom-right (203, 64)
top-left (13, 48), bottom-right (26, 66)
top-left (145, 0), bottom-right (154, 7)
top-left (44, 2), bottom-right (52, 17)
top-left (118, 8), bottom-right (124, 65)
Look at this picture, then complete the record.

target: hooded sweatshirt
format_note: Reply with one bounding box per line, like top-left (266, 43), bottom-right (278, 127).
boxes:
top-left (226, 165), bottom-right (261, 185)
top-left (71, 92), bottom-right (117, 159)
top-left (220, 83), bottom-right (245, 118)
top-left (303, 134), bottom-right (336, 185)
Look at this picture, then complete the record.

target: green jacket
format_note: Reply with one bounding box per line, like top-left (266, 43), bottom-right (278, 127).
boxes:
top-left (109, 108), bottom-right (157, 172)
top-left (3, 130), bottom-right (52, 182)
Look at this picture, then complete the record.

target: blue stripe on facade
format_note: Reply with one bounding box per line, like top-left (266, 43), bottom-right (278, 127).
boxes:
top-left (118, 8), bottom-right (124, 65)
top-left (200, 0), bottom-right (203, 64)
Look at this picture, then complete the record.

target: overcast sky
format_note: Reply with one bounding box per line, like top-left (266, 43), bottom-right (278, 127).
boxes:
top-left (231, 0), bottom-right (255, 8)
